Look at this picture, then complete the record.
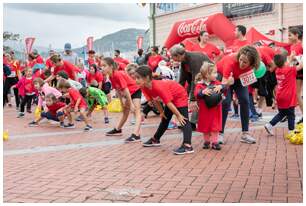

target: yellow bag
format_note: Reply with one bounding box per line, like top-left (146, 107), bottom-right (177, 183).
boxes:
top-left (107, 98), bottom-right (123, 113)
top-left (34, 107), bottom-right (42, 119)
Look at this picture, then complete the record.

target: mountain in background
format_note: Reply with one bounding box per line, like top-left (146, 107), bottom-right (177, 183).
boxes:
top-left (73, 28), bottom-right (150, 57)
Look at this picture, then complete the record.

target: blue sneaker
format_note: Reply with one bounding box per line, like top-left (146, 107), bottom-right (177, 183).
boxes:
top-left (167, 121), bottom-right (177, 130)
top-left (250, 115), bottom-right (259, 122)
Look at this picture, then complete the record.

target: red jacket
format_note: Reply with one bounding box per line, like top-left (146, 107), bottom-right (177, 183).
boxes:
top-left (15, 77), bottom-right (38, 97)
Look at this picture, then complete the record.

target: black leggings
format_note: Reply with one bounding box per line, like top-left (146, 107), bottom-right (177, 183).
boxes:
top-left (153, 106), bottom-right (192, 145)
top-left (270, 107), bottom-right (295, 131)
top-left (20, 94), bottom-right (35, 113)
top-left (3, 77), bottom-right (20, 107)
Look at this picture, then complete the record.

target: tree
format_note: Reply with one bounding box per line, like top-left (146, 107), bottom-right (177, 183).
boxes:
top-left (3, 31), bottom-right (20, 41)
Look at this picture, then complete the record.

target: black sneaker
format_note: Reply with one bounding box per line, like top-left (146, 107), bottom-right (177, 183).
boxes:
top-left (298, 118), bottom-right (303, 124)
top-left (106, 128), bottom-right (122, 136)
top-left (84, 125), bottom-right (93, 131)
top-left (203, 141), bottom-right (210, 149)
top-left (104, 117), bottom-right (109, 124)
top-left (212, 143), bottom-right (221, 150)
top-left (125, 134), bottom-right (141, 143)
top-left (173, 144), bottom-right (194, 155)
top-left (28, 121), bottom-right (38, 127)
top-left (17, 112), bottom-right (25, 118)
top-left (143, 138), bottom-right (161, 147)
top-left (64, 123), bottom-right (75, 129)
top-left (258, 113), bottom-right (263, 118)
top-left (76, 116), bottom-right (83, 121)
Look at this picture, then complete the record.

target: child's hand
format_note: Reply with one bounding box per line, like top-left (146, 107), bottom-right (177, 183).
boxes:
top-left (74, 106), bottom-right (78, 113)
top-left (213, 85), bottom-right (223, 93)
top-left (202, 88), bottom-right (212, 96)
top-left (176, 113), bottom-right (187, 126)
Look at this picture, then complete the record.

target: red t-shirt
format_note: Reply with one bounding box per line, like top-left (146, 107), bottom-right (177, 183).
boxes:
top-left (109, 70), bottom-right (139, 95)
top-left (114, 57), bottom-right (130, 71)
top-left (141, 79), bottom-right (188, 108)
top-left (192, 43), bottom-right (221, 60)
top-left (88, 57), bottom-right (96, 66)
top-left (275, 66), bottom-right (297, 109)
top-left (290, 42), bottom-right (303, 55)
top-left (53, 61), bottom-right (79, 80)
top-left (36, 55), bottom-right (44, 64)
top-left (24, 77), bottom-right (35, 94)
top-left (257, 46), bottom-right (276, 66)
top-left (33, 70), bottom-right (46, 80)
top-left (86, 71), bottom-right (104, 84)
top-left (68, 88), bottom-right (87, 109)
top-left (45, 58), bottom-right (54, 69)
top-left (47, 102), bottom-right (66, 116)
top-left (217, 53), bottom-right (252, 80)
top-left (148, 55), bottom-right (163, 72)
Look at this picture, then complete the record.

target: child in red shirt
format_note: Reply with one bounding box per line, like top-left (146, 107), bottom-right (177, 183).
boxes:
top-left (194, 62), bottom-right (231, 150)
top-left (57, 79), bottom-right (92, 131)
top-left (14, 67), bottom-right (37, 118)
top-left (134, 65), bottom-right (193, 155)
top-left (29, 93), bottom-right (66, 127)
top-left (265, 54), bottom-right (303, 135)
top-left (101, 57), bottom-right (142, 143)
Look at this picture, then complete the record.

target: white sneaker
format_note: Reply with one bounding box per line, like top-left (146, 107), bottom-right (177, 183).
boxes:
top-left (264, 123), bottom-right (274, 136)
top-left (240, 134), bottom-right (256, 144)
top-left (218, 133), bottom-right (224, 144)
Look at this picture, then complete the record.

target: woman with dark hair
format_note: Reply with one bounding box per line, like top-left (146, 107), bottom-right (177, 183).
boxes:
top-left (192, 31), bottom-right (221, 62)
top-left (217, 45), bottom-right (261, 144)
top-left (288, 27), bottom-right (303, 120)
top-left (147, 46), bottom-right (163, 72)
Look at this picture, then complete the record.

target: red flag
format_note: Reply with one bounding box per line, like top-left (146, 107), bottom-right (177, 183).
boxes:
top-left (87, 37), bottom-right (94, 51)
top-left (136, 36), bottom-right (143, 49)
top-left (25, 37), bottom-right (35, 54)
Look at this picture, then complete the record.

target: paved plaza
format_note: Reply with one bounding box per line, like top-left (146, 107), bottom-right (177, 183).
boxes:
top-left (3, 107), bottom-right (303, 203)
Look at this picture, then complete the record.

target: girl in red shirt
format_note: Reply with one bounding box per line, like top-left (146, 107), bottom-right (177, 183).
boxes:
top-left (57, 79), bottom-right (92, 131)
top-left (265, 54), bottom-right (303, 135)
top-left (14, 67), bottom-right (37, 118)
top-left (134, 65), bottom-right (193, 155)
top-left (101, 57), bottom-right (142, 143)
top-left (194, 62), bottom-right (231, 150)
top-left (288, 27), bottom-right (303, 119)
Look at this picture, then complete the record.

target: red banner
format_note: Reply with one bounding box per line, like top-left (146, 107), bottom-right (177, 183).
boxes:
top-left (25, 37), bottom-right (35, 54)
top-left (136, 36), bottom-right (143, 49)
top-left (87, 37), bottom-right (94, 51)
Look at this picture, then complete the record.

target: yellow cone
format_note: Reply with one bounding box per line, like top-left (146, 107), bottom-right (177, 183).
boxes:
top-left (3, 131), bottom-right (9, 141)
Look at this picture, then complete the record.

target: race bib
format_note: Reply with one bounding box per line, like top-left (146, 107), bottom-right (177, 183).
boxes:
top-left (239, 70), bottom-right (257, 87)
top-left (8, 71), bottom-right (16, 77)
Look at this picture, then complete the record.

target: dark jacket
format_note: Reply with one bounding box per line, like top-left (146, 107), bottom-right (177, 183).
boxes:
top-left (179, 52), bottom-right (212, 101)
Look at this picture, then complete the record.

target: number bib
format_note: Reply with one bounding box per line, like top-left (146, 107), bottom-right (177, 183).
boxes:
top-left (8, 71), bottom-right (16, 78)
top-left (239, 70), bottom-right (257, 87)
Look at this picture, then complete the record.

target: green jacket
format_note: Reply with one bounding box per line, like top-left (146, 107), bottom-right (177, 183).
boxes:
top-left (87, 87), bottom-right (108, 109)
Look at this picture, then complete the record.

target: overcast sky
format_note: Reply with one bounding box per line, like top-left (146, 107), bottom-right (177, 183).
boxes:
top-left (3, 3), bottom-right (150, 49)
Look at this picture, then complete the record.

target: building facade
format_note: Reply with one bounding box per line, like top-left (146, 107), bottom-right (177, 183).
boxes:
top-left (151, 3), bottom-right (303, 47)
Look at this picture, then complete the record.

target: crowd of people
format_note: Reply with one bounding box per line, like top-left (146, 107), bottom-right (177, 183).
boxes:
top-left (3, 24), bottom-right (303, 155)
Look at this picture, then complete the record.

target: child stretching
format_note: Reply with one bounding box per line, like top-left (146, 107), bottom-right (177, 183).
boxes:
top-left (101, 57), bottom-right (142, 143)
top-left (14, 67), bottom-right (37, 118)
top-left (194, 62), bottom-right (232, 150)
top-left (264, 54), bottom-right (303, 135)
top-left (79, 86), bottom-right (108, 122)
top-left (134, 65), bottom-right (193, 155)
top-left (29, 93), bottom-right (66, 127)
top-left (57, 79), bottom-right (92, 131)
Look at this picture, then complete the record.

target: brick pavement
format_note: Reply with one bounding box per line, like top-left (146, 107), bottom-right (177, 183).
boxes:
top-left (3, 106), bottom-right (303, 203)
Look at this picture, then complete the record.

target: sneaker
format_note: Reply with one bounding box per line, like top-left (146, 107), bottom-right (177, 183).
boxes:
top-left (218, 133), bottom-right (224, 144)
top-left (143, 138), bottom-right (161, 147)
top-left (75, 116), bottom-right (83, 122)
top-left (173, 144), bottom-right (194, 155)
top-left (106, 128), bottom-right (122, 136)
top-left (212, 143), bottom-right (221, 150)
top-left (264, 123), bottom-right (274, 136)
top-left (240, 134), bottom-right (256, 144)
top-left (60, 122), bottom-right (65, 128)
top-left (231, 114), bottom-right (240, 119)
top-left (125, 134), bottom-right (141, 143)
top-left (297, 118), bottom-right (303, 124)
top-left (130, 117), bottom-right (136, 125)
top-left (250, 115), bottom-right (259, 122)
top-left (203, 141), bottom-right (210, 149)
top-left (167, 121), bottom-right (177, 130)
top-left (17, 112), bottom-right (25, 118)
top-left (84, 125), bottom-right (93, 131)
top-left (64, 123), bottom-right (75, 129)
top-left (104, 117), bottom-right (109, 124)
top-left (258, 113), bottom-right (263, 118)
top-left (28, 121), bottom-right (38, 127)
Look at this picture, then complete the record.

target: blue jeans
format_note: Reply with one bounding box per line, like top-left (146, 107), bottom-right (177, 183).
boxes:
top-left (41, 111), bottom-right (65, 122)
top-left (270, 107), bottom-right (295, 130)
top-left (222, 80), bottom-right (250, 133)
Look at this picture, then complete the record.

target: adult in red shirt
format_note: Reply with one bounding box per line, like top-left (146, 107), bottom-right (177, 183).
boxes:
top-left (147, 46), bottom-right (163, 72)
top-left (288, 27), bottom-right (303, 117)
top-left (264, 54), bottom-right (303, 135)
top-left (45, 54), bottom-right (79, 83)
top-left (101, 57), bottom-right (142, 143)
top-left (192, 31), bottom-right (221, 62)
top-left (86, 64), bottom-right (104, 89)
top-left (217, 45), bottom-right (260, 144)
top-left (32, 50), bottom-right (44, 64)
top-left (113, 50), bottom-right (130, 71)
top-left (133, 65), bottom-right (193, 155)
top-left (45, 50), bottom-right (56, 70)
top-left (226, 25), bottom-right (249, 54)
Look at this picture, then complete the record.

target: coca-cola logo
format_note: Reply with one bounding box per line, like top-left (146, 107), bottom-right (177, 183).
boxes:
top-left (177, 17), bottom-right (208, 37)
